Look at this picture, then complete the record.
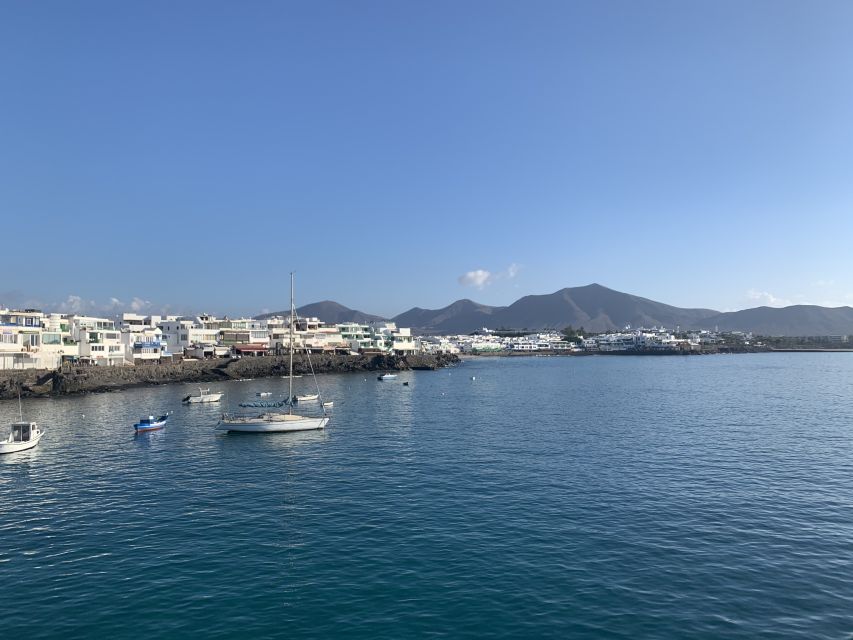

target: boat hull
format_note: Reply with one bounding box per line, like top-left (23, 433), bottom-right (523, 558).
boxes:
top-left (135, 423), bottom-right (165, 432)
top-left (134, 415), bottom-right (169, 432)
top-left (184, 393), bottom-right (223, 404)
top-left (0, 430), bottom-right (43, 454)
top-left (217, 415), bottom-right (329, 433)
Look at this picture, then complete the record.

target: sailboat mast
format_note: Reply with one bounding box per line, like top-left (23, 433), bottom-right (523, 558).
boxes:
top-left (289, 271), bottom-right (294, 414)
top-left (17, 386), bottom-right (23, 422)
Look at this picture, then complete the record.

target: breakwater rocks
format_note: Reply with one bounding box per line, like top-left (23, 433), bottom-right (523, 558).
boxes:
top-left (0, 353), bottom-right (459, 400)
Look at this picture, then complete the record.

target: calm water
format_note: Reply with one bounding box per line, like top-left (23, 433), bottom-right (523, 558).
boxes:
top-left (2, 354), bottom-right (853, 639)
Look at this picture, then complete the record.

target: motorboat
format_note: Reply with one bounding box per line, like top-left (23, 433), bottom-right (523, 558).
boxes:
top-left (0, 422), bottom-right (43, 454)
top-left (135, 414), bottom-right (170, 433)
top-left (0, 391), bottom-right (44, 454)
top-left (182, 388), bottom-right (223, 404)
top-left (294, 394), bottom-right (319, 402)
top-left (377, 373), bottom-right (398, 380)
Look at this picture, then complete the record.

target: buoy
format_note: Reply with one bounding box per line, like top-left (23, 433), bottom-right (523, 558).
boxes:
top-left (471, 376), bottom-right (476, 381)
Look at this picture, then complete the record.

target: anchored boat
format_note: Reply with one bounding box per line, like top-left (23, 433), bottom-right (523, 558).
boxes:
top-left (218, 273), bottom-right (329, 434)
top-left (183, 388), bottom-right (223, 404)
top-left (135, 414), bottom-right (170, 433)
top-left (0, 391), bottom-right (43, 454)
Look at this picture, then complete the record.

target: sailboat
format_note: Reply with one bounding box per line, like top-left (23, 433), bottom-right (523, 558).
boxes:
top-left (0, 390), bottom-right (44, 454)
top-left (217, 273), bottom-right (330, 433)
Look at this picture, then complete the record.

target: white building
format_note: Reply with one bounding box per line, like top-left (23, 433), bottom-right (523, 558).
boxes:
top-left (121, 326), bottom-right (168, 363)
top-left (69, 315), bottom-right (125, 365)
top-left (158, 319), bottom-right (220, 354)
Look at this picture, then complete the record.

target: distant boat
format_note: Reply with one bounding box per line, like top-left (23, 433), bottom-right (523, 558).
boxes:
top-left (218, 273), bottom-right (329, 434)
top-left (377, 373), bottom-right (398, 380)
top-left (256, 392), bottom-right (272, 397)
top-left (0, 392), bottom-right (43, 454)
top-left (135, 413), bottom-right (170, 433)
top-left (183, 388), bottom-right (223, 404)
top-left (322, 401), bottom-right (334, 409)
top-left (294, 394), bottom-right (319, 402)
top-left (281, 375), bottom-right (303, 379)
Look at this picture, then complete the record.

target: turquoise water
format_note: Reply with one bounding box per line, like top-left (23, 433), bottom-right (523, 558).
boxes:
top-left (2, 354), bottom-right (853, 638)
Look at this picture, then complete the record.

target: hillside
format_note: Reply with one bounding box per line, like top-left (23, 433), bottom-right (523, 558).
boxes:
top-left (256, 301), bottom-right (385, 325)
top-left (487, 284), bottom-right (718, 333)
top-left (697, 305), bottom-right (853, 336)
top-left (393, 299), bottom-right (502, 334)
top-left (394, 284), bottom-right (718, 333)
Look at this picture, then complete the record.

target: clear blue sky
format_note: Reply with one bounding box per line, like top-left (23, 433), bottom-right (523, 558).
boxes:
top-left (2, 1), bottom-right (852, 317)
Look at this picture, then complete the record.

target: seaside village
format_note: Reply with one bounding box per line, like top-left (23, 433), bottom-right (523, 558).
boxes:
top-left (0, 306), bottom-right (746, 371)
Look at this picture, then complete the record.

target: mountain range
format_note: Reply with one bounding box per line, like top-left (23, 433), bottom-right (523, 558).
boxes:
top-left (257, 284), bottom-right (853, 337)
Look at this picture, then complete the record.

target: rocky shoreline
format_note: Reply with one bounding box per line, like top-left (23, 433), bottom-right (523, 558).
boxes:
top-left (0, 353), bottom-right (460, 400)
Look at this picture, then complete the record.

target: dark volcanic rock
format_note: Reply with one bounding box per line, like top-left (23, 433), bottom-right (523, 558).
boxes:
top-left (0, 353), bottom-right (460, 400)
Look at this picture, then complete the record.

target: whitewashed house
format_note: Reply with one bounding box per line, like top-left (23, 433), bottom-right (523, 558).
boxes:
top-left (70, 315), bottom-right (125, 365)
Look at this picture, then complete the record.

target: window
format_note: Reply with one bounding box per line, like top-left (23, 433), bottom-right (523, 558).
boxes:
top-left (0, 334), bottom-right (17, 344)
top-left (42, 333), bottom-right (62, 345)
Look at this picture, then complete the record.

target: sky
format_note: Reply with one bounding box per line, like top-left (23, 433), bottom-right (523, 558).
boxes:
top-left (2, 0), bottom-right (852, 318)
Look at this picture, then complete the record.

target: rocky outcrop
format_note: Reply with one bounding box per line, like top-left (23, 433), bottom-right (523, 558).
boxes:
top-left (0, 353), bottom-right (459, 400)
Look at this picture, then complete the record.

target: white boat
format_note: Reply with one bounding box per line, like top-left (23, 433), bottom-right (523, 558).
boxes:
top-left (294, 394), bottom-right (319, 402)
top-left (377, 373), bottom-right (398, 380)
top-left (322, 401), bottom-right (334, 409)
top-left (0, 422), bottom-right (44, 454)
top-left (183, 388), bottom-right (223, 404)
top-left (257, 392), bottom-right (272, 397)
top-left (215, 412), bottom-right (328, 433)
top-left (0, 393), bottom-right (43, 454)
top-left (218, 273), bottom-right (329, 434)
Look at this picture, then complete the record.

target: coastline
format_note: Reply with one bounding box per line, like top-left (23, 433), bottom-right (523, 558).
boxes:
top-left (0, 353), bottom-right (460, 400)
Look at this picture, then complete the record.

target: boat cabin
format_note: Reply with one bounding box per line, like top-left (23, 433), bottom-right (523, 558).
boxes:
top-left (10, 422), bottom-right (36, 442)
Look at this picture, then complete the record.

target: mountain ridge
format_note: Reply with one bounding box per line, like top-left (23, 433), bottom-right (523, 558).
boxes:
top-left (257, 285), bottom-right (853, 336)
top-left (256, 300), bottom-right (385, 325)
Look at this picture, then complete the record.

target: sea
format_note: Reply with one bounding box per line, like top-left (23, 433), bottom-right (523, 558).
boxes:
top-left (2, 353), bottom-right (852, 639)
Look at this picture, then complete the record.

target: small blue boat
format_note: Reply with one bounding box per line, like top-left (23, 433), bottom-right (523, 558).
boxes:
top-left (134, 413), bottom-right (169, 433)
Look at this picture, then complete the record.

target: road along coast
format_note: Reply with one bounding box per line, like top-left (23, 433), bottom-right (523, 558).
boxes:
top-left (0, 353), bottom-right (459, 400)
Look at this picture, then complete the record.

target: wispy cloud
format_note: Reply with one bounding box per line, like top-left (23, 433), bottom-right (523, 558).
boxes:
top-left (746, 289), bottom-right (792, 308)
top-left (56, 295), bottom-right (96, 314)
top-left (458, 269), bottom-right (493, 289)
top-left (129, 297), bottom-right (152, 312)
top-left (458, 263), bottom-right (521, 289)
top-left (52, 294), bottom-right (160, 315)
